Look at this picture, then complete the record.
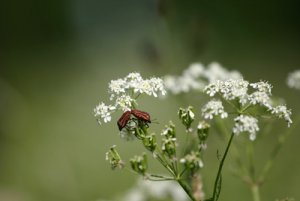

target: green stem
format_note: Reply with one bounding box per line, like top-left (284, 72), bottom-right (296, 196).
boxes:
top-left (178, 179), bottom-right (196, 201)
top-left (212, 132), bottom-right (235, 200)
top-left (155, 152), bottom-right (176, 176)
top-left (251, 184), bottom-right (261, 201)
top-left (215, 119), bottom-right (249, 179)
top-left (147, 174), bottom-right (175, 181)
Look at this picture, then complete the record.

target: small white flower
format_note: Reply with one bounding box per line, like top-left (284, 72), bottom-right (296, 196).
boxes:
top-left (164, 75), bottom-right (180, 94)
top-left (204, 79), bottom-right (249, 105)
top-left (132, 77), bottom-right (166, 97)
top-left (108, 78), bottom-right (126, 95)
top-left (233, 115), bottom-right (259, 141)
top-left (126, 72), bottom-right (143, 83)
top-left (201, 99), bottom-right (228, 119)
top-left (164, 62), bottom-right (242, 95)
top-left (287, 70), bottom-right (300, 90)
top-left (183, 63), bottom-right (205, 78)
top-left (95, 72), bottom-right (166, 129)
top-left (149, 77), bottom-right (167, 96)
top-left (269, 105), bottom-right (292, 127)
top-left (94, 102), bottom-right (116, 124)
top-left (115, 94), bottom-right (134, 111)
top-left (221, 79), bottom-right (249, 102)
top-left (164, 74), bottom-right (205, 94)
top-left (204, 62), bottom-right (243, 83)
top-left (203, 80), bottom-right (221, 97)
top-left (129, 179), bottom-right (189, 201)
top-left (250, 81), bottom-right (272, 95)
top-left (248, 91), bottom-right (271, 107)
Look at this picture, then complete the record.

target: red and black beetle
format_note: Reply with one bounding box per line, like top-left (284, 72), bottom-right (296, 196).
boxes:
top-left (117, 111), bottom-right (131, 131)
top-left (117, 109), bottom-right (151, 131)
top-left (131, 109), bottom-right (151, 123)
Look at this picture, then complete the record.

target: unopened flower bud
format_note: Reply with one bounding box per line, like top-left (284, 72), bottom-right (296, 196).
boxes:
top-left (197, 121), bottom-right (210, 144)
top-left (161, 121), bottom-right (176, 138)
top-left (143, 133), bottom-right (157, 152)
top-left (105, 145), bottom-right (124, 169)
top-left (178, 106), bottom-right (195, 130)
top-left (130, 153), bottom-right (148, 175)
top-left (161, 137), bottom-right (177, 158)
top-left (180, 151), bottom-right (203, 172)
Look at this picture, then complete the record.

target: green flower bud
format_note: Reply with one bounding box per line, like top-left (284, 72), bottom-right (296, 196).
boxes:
top-left (161, 137), bottom-right (177, 158)
top-left (180, 151), bottom-right (203, 172)
top-left (197, 121), bottom-right (210, 149)
top-left (105, 145), bottom-right (124, 169)
top-left (178, 106), bottom-right (195, 130)
top-left (143, 133), bottom-right (157, 152)
top-left (161, 121), bottom-right (176, 138)
top-left (130, 153), bottom-right (148, 175)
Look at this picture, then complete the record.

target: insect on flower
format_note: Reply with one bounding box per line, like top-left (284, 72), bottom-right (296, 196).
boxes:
top-left (117, 109), bottom-right (151, 131)
top-left (131, 109), bottom-right (151, 123)
top-left (117, 111), bottom-right (132, 131)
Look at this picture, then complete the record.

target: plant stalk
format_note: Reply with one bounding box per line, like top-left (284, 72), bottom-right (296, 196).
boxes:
top-left (251, 184), bottom-right (261, 201)
top-left (212, 132), bottom-right (235, 200)
top-left (178, 179), bottom-right (196, 201)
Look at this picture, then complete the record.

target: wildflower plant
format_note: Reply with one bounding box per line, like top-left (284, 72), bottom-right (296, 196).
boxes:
top-left (94, 65), bottom-right (298, 201)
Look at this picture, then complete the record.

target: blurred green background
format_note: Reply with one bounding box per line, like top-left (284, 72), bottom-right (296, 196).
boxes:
top-left (1, 0), bottom-right (300, 201)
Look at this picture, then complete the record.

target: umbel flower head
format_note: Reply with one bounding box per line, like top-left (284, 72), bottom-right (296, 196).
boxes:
top-left (94, 72), bottom-right (166, 125)
top-left (233, 115), bottom-right (259, 141)
top-left (164, 62), bottom-right (242, 94)
top-left (201, 99), bottom-right (228, 119)
top-left (287, 69), bottom-right (300, 90)
top-left (202, 79), bottom-right (292, 140)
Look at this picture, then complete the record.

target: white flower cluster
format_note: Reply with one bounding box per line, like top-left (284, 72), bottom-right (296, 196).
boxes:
top-left (270, 105), bottom-right (293, 127)
top-left (94, 72), bottom-right (166, 124)
top-left (164, 62), bottom-right (243, 94)
top-left (94, 103), bottom-right (116, 124)
top-left (233, 115), bottom-right (259, 141)
top-left (110, 72), bottom-right (166, 100)
top-left (204, 79), bottom-right (274, 107)
top-left (120, 179), bottom-right (189, 201)
top-left (287, 70), bottom-right (300, 90)
top-left (201, 99), bottom-right (228, 119)
top-left (203, 79), bottom-right (292, 139)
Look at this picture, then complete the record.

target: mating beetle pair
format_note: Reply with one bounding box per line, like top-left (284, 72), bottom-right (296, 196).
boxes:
top-left (117, 109), bottom-right (151, 131)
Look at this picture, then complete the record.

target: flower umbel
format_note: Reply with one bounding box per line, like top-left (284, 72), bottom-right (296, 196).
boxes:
top-left (287, 70), bottom-right (300, 90)
top-left (203, 78), bottom-right (292, 141)
top-left (94, 102), bottom-right (116, 124)
top-left (270, 105), bottom-right (293, 127)
top-left (233, 115), bottom-right (259, 141)
top-left (164, 62), bottom-right (243, 94)
top-left (94, 72), bottom-right (166, 128)
top-left (201, 99), bottom-right (228, 119)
